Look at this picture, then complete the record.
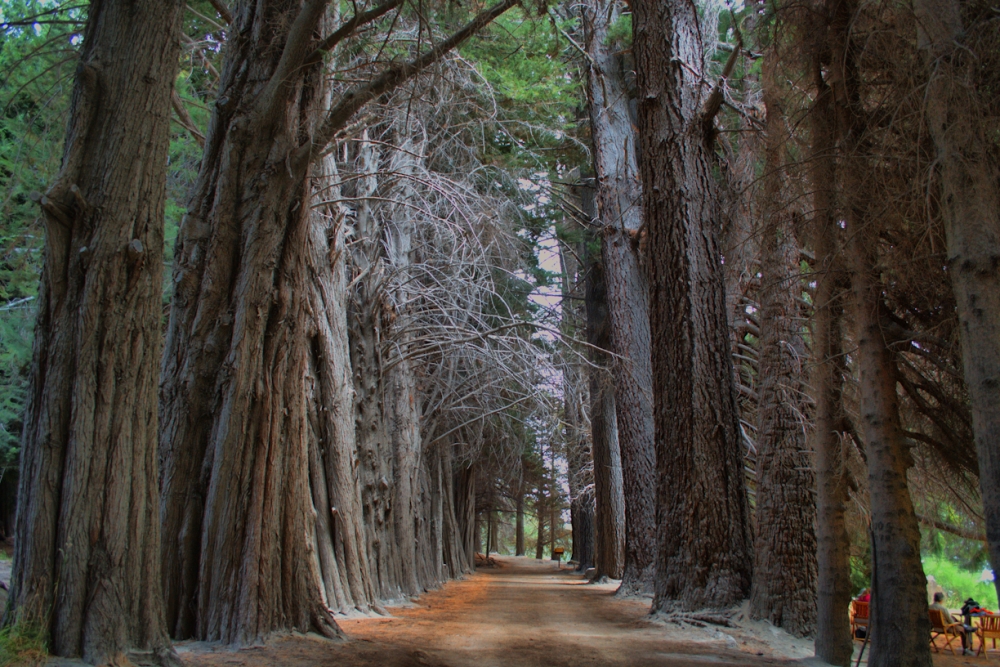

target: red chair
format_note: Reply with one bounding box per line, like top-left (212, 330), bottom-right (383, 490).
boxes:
top-left (851, 600), bottom-right (869, 640)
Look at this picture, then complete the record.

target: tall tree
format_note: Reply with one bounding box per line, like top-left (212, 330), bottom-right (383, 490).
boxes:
top-left (631, 0), bottom-right (753, 609)
top-left (829, 0), bottom-right (931, 658)
top-left (808, 35), bottom-right (853, 666)
top-left (914, 0), bottom-right (1000, 605)
top-left (581, 0), bottom-right (656, 594)
top-left (748, 56), bottom-right (817, 636)
top-left (8, 0), bottom-right (183, 662)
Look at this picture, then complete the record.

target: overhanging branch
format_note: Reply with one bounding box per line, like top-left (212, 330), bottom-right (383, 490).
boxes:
top-left (303, 0), bottom-right (407, 69)
top-left (702, 31), bottom-right (743, 141)
top-left (297, 0), bottom-right (518, 168)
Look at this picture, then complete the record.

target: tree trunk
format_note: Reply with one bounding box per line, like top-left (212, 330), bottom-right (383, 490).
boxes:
top-left (827, 0), bottom-right (931, 659)
top-left (560, 227), bottom-right (595, 571)
top-left (914, 0), bottom-right (1000, 606)
top-left (851, 252), bottom-right (931, 667)
top-left (349, 135), bottom-right (401, 600)
top-left (808, 49), bottom-right (853, 667)
top-left (574, 501), bottom-right (595, 571)
top-left (457, 464), bottom-right (477, 569)
top-left (632, 0), bottom-right (753, 610)
top-left (581, 181), bottom-right (626, 580)
top-left (748, 59), bottom-right (817, 637)
top-left (8, 1), bottom-right (182, 662)
top-left (550, 505), bottom-right (557, 557)
top-left (582, 0), bottom-right (656, 595)
top-left (535, 499), bottom-right (547, 560)
top-left (516, 467), bottom-right (526, 556)
top-left (159, 5), bottom-right (362, 643)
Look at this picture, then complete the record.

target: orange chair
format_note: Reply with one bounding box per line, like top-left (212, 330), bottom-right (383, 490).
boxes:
top-left (851, 600), bottom-right (870, 640)
top-left (928, 608), bottom-right (961, 655)
top-left (978, 615), bottom-right (1000, 656)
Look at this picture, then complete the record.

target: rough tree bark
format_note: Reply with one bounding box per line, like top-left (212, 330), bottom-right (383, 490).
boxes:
top-left (808, 44), bottom-right (853, 667)
top-left (8, 1), bottom-right (183, 663)
top-left (632, 0), bottom-right (753, 610)
top-left (914, 0), bottom-right (1000, 606)
top-left (748, 59), bottom-right (817, 637)
top-left (350, 132), bottom-right (405, 601)
top-left (582, 0), bottom-right (656, 595)
top-left (159, 0), bottom-right (515, 642)
top-left (581, 181), bottom-right (626, 580)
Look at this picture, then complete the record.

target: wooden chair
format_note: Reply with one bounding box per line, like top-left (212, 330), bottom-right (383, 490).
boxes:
top-left (851, 600), bottom-right (870, 640)
top-left (928, 608), bottom-right (961, 655)
top-left (978, 615), bottom-right (1000, 656)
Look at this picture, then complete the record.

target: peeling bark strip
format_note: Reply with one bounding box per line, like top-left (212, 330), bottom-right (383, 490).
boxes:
top-left (581, 0), bottom-right (656, 595)
top-left (631, 0), bottom-right (753, 610)
top-left (914, 0), bottom-right (1000, 607)
top-left (158, 0), bottom-right (515, 644)
top-left (9, 0), bottom-right (183, 663)
top-left (748, 59), bottom-right (817, 638)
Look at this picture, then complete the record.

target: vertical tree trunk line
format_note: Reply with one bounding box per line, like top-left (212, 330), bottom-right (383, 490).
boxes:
top-left (560, 216), bottom-right (595, 571)
top-left (9, 1), bottom-right (183, 663)
top-left (516, 461), bottom-right (526, 556)
top-left (535, 495), bottom-right (547, 559)
top-left (828, 0), bottom-right (931, 656)
top-left (748, 58), bottom-right (817, 637)
top-left (582, 0), bottom-right (656, 595)
top-left (580, 180), bottom-right (626, 580)
top-left (808, 39), bottom-right (854, 666)
top-left (632, 0), bottom-right (753, 610)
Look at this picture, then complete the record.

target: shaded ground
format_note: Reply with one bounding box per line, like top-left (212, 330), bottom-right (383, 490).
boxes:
top-left (178, 557), bottom-right (802, 667)
top-left (29, 555), bottom-right (1000, 666)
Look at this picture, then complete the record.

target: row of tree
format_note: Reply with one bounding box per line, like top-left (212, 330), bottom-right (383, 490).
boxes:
top-left (558, 0), bottom-right (998, 665)
top-left (2, 0), bottom-right (998, 665)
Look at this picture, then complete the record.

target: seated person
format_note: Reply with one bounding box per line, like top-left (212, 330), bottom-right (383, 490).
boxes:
top-left (857, 588), bottom-right (871, 602)
top-left (931, 592), bottom-right (974, 654)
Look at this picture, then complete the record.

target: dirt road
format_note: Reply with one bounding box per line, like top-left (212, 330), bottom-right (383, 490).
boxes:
top-left (179, 556), bottom-right (801, 667)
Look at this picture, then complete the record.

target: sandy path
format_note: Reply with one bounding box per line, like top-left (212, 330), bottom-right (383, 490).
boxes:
top-left (178, 556), bottom-right (799, 667)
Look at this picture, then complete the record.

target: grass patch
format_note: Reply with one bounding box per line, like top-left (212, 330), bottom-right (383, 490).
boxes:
top-left (0, 622), bottom-right (47, 666)
top-left (923, 555), bottom-right (998, 610)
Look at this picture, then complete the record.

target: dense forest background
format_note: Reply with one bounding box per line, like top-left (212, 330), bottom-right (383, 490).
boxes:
top-left (0, 0), bottom-right (997, 665)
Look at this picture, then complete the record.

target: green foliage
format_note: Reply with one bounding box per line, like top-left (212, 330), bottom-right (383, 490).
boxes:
top-left (0, 303), bottom-right (31, 464)
top-left (604, 12), bottom-right (631, 48)
top-left (461, 8), bottom-right (584, 171)
top-left (923, 555), bottom-right (998, 610)
top-left (920, 504), bottom-right (990, 569)
top-left (849, 553), bottom-right (871, 596)
top-left (0, 621), bottom-right (47, 667)
top-left (0, 0), bottom-right (83, 469)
